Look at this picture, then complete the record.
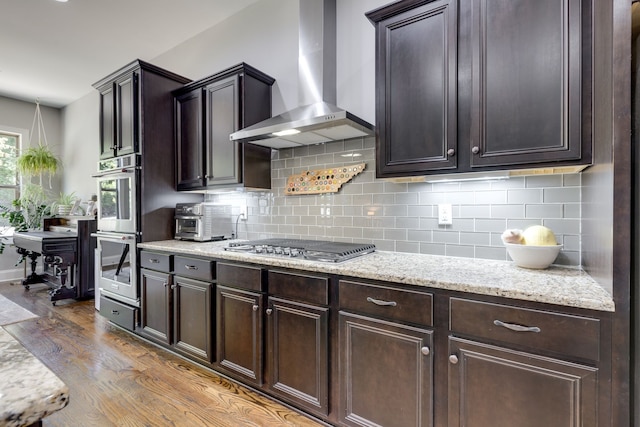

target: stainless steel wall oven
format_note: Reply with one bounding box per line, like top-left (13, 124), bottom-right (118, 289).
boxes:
top-left (94, 154), bottom-right (138, 235)
top-left (93, 154), bottom-right (140, 307)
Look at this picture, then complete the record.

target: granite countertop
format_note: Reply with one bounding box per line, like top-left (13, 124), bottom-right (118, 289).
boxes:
top-left (138, 240), bottom-right (615, 312)
top-left (0, 328), bottom-right (69, 427)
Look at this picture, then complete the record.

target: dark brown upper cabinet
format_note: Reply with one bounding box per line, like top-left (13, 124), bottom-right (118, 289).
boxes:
top-left (367, 0), bottom-right (592, 178)
top-left (93, 60), bottom-right (190, 160)
top-left (174, 63), bottom-right (274, 191)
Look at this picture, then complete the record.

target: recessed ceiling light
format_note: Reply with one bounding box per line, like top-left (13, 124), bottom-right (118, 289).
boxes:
top-left (55, 0), bottom-right (69, 3)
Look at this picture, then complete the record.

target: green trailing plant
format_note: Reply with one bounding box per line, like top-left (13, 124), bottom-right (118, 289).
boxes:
top-left (16, 144), bottom-right (59, 177)
top-left (17, 100), bottom-right (61, 187)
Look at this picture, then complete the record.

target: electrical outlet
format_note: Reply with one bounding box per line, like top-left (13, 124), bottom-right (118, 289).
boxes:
top-left (438, 204), bottom-right (452, 225)
top-left (239, 204), bottom-right (248, 220)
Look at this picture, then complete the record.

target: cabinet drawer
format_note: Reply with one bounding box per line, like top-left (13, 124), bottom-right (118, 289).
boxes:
top-left (139, 251), bottom-right (172, 272)
top-left (100, 296), bottom-right (136, 331)
top-left (449, 298), bottom-right (600, 361)
top-left (339, 280), bottom-right (433, 327)
top-left (269, 270), bottom-right (329, 305)
top-left (174, 256), bottom-right (214, 282)
top-left (217, 262), bottom-right (264, 291)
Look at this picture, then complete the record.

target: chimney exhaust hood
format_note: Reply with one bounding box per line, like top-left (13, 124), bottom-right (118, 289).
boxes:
top-left (229, 0), bottom-right (374, 149)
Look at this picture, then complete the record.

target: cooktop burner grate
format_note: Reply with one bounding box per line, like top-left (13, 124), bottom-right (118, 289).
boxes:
top-left (225, 238), bottom-right (376, 262)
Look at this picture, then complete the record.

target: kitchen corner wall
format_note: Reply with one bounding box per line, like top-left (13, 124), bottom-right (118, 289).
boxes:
top-left (206, 136), bottom-right (582, 267)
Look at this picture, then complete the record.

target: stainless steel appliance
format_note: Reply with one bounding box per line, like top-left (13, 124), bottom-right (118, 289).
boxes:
top-left (225, 238), bottom-right (376, 262)
top-left (95, 231), bottom-right (137, 306)
top-left (175, 203), bottom-right (233, 241)
top-left (93, 154), bottom-right (138, 234)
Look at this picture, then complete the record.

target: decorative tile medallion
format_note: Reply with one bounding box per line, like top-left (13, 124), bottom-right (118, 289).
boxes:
top-left (286, 163), bottom-right (366, 195)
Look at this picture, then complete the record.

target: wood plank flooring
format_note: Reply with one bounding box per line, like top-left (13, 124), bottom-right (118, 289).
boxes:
top-left (0, 281), bottom-right (325, 427)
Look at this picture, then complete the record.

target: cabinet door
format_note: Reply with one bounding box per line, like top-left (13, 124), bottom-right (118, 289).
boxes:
top-left (173, 276), bottom-right (213, 364)
top-left (465, 0), bottom-right (587, 168)
top-left (98, 83), bottom-right (116, 159)
top-left (448, 337), bottom-right (598, 427)
top-left (266, 297), bottom-right (329, 416)
top-left (205, 75), bottom-right (241, 186)
top-left (339, 311), bottom-right (433, 427)
top-left (175, 89), bottom-right (205, 190)
top-left (115, 71), bottom-right (138, 157)
top-left (373, 0), bottom-right (457, 177)
top-left (140, 269), bottom-right (171, 344)
top-left (216, 285), bottom-right (264, 386)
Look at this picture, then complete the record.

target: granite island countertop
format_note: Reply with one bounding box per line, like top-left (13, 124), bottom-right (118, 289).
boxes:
top-left (0, 327), bottom-right (69, 427)
top-left (138, 240), bottom-right (615, 312)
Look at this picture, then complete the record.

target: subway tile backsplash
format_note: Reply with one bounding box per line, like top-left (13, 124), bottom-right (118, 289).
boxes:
top-left (207, 137), bottom-right (581, 267)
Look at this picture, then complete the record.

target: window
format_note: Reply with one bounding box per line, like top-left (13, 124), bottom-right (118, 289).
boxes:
top-left (0, 131), bottom-right (20, 224)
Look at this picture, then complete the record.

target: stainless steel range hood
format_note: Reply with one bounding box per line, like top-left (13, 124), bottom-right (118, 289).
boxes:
top-left (229, 0), bottom-right (374, 149)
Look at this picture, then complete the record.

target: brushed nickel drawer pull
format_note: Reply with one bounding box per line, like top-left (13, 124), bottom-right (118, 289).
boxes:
top-left (252, 304), bottom-right (259, 312)
top-left (266, 308), bottom-right (273, 315)
top-left (366, 297), bottom-right (397, 307)
top-left (449, 354), bottom-right (459, 364)
top-left (494, 319), bottom-right (541, 333)
top-left (149, 258), bottom-right (159, 263)
top-left (185, 265), bottom-right (198, 270)
top-left (421, 346), bottom-right (430, 356)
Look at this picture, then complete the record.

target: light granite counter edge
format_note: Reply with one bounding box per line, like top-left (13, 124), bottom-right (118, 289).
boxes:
top-left (138, 240), bottom-right (615, 312)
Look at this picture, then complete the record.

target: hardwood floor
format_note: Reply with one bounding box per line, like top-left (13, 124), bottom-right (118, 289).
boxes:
top-left (0, 281), bottom-right (325, 427)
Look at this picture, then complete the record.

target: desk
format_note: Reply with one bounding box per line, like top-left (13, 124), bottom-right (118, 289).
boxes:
top-left (0, 327), bottom-right (69, 426)
top-left (11, 218), bottom-right (96, 305)
top-left (12, 231), bottom-right (77, 305)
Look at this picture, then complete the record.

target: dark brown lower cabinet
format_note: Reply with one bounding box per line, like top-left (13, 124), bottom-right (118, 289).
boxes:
top-left (140, 268), bottom-right (172, 344)
top-left (266, 296), bottom-right (329, 417)
top-left (448, 337), bottom-right (598, 427)
top-left (140, 269), bottom-right (214, 364)
top-left (216, 284), bottom-right (264, 386)
top-left (339, 311), bottom-right (434, 427)
top-left (172, 276), bottom-right (213, 364)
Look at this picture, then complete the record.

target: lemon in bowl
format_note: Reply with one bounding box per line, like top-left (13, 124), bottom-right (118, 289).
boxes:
top-left (503, 225), bottom-right (562, 269)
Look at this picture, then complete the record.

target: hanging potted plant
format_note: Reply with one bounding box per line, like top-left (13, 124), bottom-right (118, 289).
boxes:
top-left (17, 100), bottom-right (60, 187)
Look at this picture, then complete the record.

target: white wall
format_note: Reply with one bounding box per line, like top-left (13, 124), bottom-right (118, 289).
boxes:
top-left (60, 91), bottom-right (99, 201)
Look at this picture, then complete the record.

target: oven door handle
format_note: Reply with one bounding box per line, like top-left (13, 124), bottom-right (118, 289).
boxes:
top-left (91, 232), bottom-right (136, 241)
top-left (175, 216), bottom-right (201, 220)
top-left (92, 167), bottom-right (139, 178)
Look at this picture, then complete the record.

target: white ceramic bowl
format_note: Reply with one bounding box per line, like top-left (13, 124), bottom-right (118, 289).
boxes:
top-left (504, 243), bottom-right (562, 269)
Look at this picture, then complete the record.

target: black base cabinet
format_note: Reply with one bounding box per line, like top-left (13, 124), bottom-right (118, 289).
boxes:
top-left (215, 262), bottom-right (265, 386)
top-left (338, 280), bottom-right (434, 427)
top-left (131, 255), bottom-right (611, 427)
top-left (266, 270), bottom-right (330, 418)
top-left (448, 337), bottom-right (597, 427)
top-left (138, 251), bottom-right (214, 365)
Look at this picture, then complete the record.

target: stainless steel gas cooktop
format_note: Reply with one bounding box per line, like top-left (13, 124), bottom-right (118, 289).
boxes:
top-left (224, 238), bottom-right (376, 263)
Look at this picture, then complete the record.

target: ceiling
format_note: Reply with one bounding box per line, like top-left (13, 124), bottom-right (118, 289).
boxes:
top-left (0, 0), bottom-right (260, 108)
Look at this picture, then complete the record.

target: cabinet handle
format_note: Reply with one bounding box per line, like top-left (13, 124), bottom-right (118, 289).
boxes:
top-left (185, 265), bottom-right (198, 270)
top-left (149, 259), bottom-right (159, 263)
top-left (449, 354), bottom-right (459, 364)
top-left (163, 282), bottom-right (168, 287)
top-left (447, 148), bottom-right (455, 157)
top-left (421, 346), bottom-right (430, 356)
top-left (266, 308), bottom-right (273, 315)
top-left (366, 297), bottom-right (397, 307)
top-left (252, 304), bottom-right (259, 312)
top-left (471, 146), bottom-right (480, 154)
top-left (493, 319), bottom-right (541, 333)
top-left (171, 284), bottom-right (177, 290)
top-left (111, 310), bottom-right (119, 315)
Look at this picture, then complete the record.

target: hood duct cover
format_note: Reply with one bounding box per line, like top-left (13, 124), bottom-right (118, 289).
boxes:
top-left (230, 0), bottom-right (374, 149)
